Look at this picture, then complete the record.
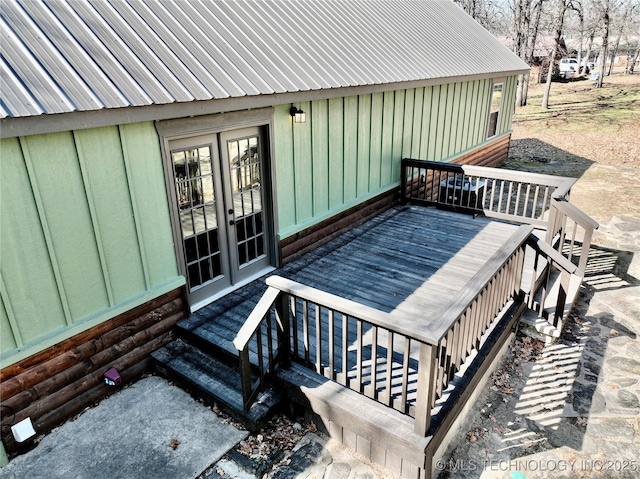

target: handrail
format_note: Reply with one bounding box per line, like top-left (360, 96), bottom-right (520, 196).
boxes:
top-left (526, 234), bottom-right (578, 275)
top-left (404, 158), bottom-right (574, 188)
top-left (418, 224), bottom-right (533, 342)
top-left (551, 198), bottom-right (600, 230)
top-left (233, 286), bottom-right (281, 350)
top-left (401, 158), bottom-right (575, 227)
top-left (265, 276), bottom-right (434, 345)
top-left (551, 178), bottom-right (577, 200)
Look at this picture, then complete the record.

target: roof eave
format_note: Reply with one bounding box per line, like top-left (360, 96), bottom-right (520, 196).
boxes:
top-left (0, 69), bottom-right (530, 139)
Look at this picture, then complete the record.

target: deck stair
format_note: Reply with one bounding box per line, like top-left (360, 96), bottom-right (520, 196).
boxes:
top-left (151, 297), bottom-right (279, 431)
top-left (519, 267), bottom-right (582, 343)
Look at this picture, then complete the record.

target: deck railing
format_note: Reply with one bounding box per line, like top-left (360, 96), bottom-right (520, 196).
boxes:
top-left (234, 225), bottom-right (532, 436)
top-left (401, 158), bottom-right (598, 323)
top-left (401, 158), bottom-right (574, 227)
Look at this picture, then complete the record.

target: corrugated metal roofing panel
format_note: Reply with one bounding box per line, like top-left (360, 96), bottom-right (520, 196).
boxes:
top-left (0, 57), bottom-right (45, 117)
top-left (1, 0), bottom-right (530, 119)
top-left (0, 15), bottom-right (74, 114)
top-left (41, 0), bottom-right (154, 106)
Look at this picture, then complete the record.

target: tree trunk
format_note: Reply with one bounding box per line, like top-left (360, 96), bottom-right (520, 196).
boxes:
top-left (627, 46), bottom-right (640, 74)
top-left (584, 32), bottom-right (595, 73)
top-left (542, 0), bottom-right (567, 109)
top-left (518, 0), bottom-right (543, 106)
top-left (576, 13), bottom-right (584, 73)
top-left (596, 11), bottom-right (610, 88)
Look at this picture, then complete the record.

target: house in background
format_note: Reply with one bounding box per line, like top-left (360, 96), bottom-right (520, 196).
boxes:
top-left (0, 0), bottom-right (535, 474)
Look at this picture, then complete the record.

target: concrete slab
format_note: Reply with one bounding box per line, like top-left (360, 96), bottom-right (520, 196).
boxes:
top-left (1, 376), bottom-right (247, 479)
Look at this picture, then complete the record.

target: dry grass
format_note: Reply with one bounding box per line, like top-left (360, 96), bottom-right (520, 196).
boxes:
top-left (506, 73), bottom-right (640, 222)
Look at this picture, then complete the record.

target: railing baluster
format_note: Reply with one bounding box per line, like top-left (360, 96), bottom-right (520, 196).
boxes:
top-left (256, 324), bottom-right (264, 385)
top-left (523, 183), bottom-right (531, 218)
top-left (276, 292), bottom-right (290, 368)
top-left (497, 180), bottom-right (505, 213)
top-left (385, 330), bottom-right (394, 407)
top-left (266, 310), bottom-right (274, 371)
top-left (356, 320), bottom-right (363, 392)
top-left (315, 304), bottom-right (322, 375)
top-left (303, 299), bottom-right (310, 366)
top-left (328, 309), bottom-right (335, 380)
top-left (401, 337), bottom-right (410, 413)
top-left (515, 182), bottom-right (522, 217)
top-left (239, 346), bottom-right (252, 411)
top-left (369, 325), bottom-right (378, 399)
top-left (341, 314), bottom-right (349, 386)
top-left (291, 296), bottom-right (299, 358)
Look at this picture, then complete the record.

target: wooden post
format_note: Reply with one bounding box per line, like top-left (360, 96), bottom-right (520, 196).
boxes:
top-left (238, 347), bottom-right (253, 412)
top-left (275, 292), bottom-right (291, 368)
top-left (400, 160), bottom-right (408, 204)
top-left (414, 342), bottom-right (437, 437)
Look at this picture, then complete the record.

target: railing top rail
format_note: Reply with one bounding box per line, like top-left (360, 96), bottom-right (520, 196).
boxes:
top-left (265, 275), bottom-right (435, 345)
top-left (415, 224), bottom-right (534, 342)
top-left (401, 158), bottom-right (576, 190)
top-left (552, 198), bottom-right (600, 230)
top-left (233, 285), bottom-right (281, 350)
top-left (526, 235), bottom-right (578, 275)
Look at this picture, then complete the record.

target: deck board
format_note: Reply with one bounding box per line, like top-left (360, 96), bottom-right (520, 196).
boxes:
top-left (184, 205), bottom-right (519, 347)
top-left (179, 205), bottom-right (520, 413)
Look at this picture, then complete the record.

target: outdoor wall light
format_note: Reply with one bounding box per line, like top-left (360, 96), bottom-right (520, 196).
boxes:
top-left (290, 106), bottom-right (306, 123)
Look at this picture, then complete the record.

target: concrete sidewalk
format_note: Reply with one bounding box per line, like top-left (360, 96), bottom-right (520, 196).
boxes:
top-left (1, 376), bottom-right (247, 479)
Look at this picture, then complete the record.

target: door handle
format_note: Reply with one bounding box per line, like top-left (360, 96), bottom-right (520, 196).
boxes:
top-left (229, 219), bottom-right (235, 225)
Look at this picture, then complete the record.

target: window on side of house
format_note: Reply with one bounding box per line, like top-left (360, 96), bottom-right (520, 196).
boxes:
top-left (487, 82), bottom-right (503, 139)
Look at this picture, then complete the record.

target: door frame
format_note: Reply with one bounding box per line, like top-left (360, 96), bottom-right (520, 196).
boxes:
top-left (156, 108), bottom-right (278, 310)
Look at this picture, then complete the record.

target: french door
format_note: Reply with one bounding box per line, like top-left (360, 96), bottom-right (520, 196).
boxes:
top-left (168, 126), bottom-right (272, 306)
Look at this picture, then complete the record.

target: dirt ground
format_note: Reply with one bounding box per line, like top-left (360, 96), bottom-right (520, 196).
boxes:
top-left (504, 73), bottom-right (640, 223)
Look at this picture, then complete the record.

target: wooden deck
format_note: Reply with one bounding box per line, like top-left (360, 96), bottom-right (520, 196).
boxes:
top-left (180, 205), bottom-right (518, 358)
top-left (157, 161), bottom-right (598, 479)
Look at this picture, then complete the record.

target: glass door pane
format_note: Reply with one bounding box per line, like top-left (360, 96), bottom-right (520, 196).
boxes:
top-left (226, 134), bottom-right (266, 267)
top-left (171, 144), bottom-right (224, 291)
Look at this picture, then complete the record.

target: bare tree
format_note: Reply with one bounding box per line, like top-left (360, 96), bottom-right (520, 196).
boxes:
top-left (595, 0), bottom-right (612, 87)
top-left (513, 0), bottom-right (545, 106)
top-left (607, 1), bottom-right (638, 75)
top-left (542, 0), bottom-right (569, 108)
top-left (627, 43), bottom-right (640, 73)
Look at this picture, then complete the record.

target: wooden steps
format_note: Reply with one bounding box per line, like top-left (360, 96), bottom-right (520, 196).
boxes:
top-left (520, 269), bottom-right (582, 343)
top-left (151, 338), bottom-right (280, 431)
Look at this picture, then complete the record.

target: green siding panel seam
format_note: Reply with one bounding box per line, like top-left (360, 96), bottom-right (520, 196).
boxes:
top-left (18, 137), bottom-right (74, 326)
top-left (462, 81), bottom-right (475, 150)
top-left (412, 87), bottom-right (425, 159)
top-left (470, 80), bottom-right (481, 145)
top-left (72, 131), bottom-right (116, 307)
top-left (428, 85), bottom-right (440, 160)
top-left (0, 272), bottom-right (23, 347)
top-left (453, 82), bottom-right (463, 153)
top-left (118, 125), bottom-right (151, 290)
top-left (418, 87), bottom-right (431, 159)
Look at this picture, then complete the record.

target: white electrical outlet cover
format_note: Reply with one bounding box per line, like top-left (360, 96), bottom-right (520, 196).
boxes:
top-left (11, 417), bottom-right (36, 442)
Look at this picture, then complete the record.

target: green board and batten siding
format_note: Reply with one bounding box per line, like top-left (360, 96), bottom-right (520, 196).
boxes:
top-left (274, 76), bottom-right (517, 239)
top-left (0, 74), bottom-right (517, 364)
top-left (0, 122), bottom-right (182, 365)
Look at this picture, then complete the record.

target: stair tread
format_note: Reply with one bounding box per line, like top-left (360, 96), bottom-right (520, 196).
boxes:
top-left (152, 338), bottom-right (280, 428)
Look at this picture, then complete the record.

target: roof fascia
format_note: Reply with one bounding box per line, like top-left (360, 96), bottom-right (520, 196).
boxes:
top-left (1, 69), bottom-right (530, 139)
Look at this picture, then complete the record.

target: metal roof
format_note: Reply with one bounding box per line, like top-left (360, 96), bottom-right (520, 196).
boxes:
top-left (0, 0), bottom-right (529, 120)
